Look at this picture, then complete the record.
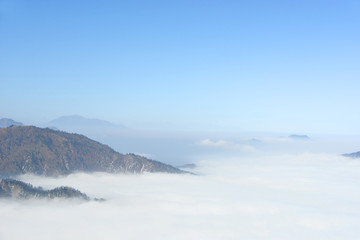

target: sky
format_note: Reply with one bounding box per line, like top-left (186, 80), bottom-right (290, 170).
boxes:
top-left (1, 0), bottom-right (360, 134)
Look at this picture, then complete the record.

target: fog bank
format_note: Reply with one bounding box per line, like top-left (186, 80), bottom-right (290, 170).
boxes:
top-left (1, 152), bottom-right (360, 240)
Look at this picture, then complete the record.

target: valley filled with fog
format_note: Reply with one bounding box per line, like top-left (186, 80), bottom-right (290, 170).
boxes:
top-left (1, 133), bottom-right (360, 240)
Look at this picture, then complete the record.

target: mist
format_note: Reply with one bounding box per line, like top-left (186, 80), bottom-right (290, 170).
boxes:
top-left (1, 140), bottom-right (360, 239)
top-left (39, 121), bottom-right (360, 166)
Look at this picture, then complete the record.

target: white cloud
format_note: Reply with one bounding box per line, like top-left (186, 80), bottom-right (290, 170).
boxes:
top-left (1, 153), bottom-right (360, 240)
top-left (196, 139), bottom-right (255, 151)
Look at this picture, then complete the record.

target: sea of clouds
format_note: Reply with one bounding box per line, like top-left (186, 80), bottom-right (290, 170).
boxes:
top-left (1, 150), bottom-right (360, 240)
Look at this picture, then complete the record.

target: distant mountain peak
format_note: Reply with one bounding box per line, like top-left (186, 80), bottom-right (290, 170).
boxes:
top-left (342, 151), bottom-right (360, 158)
top-left (0, 118), bottom-right (24, 128)
top-left (47, 115), bottom-right (126, 129)
top-left (288, 134), bottom-right (310, 140)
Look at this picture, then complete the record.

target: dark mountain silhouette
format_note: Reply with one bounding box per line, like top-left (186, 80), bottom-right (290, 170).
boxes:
top-left (0, 126), bottom-right (183, 177)
top-left (0, 118), bottom-right (24, 128)
top-left (342, 151), bottom-right (360, 158)
top-left (0, 178), bottom-right (90, 200)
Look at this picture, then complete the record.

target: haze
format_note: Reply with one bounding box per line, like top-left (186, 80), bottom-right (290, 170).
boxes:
top-left (1, 147), bottom-right (360, 239)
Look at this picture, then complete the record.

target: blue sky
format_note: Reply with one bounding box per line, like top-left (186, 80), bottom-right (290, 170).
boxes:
top-left (1, 0), bottom-right (360, 134)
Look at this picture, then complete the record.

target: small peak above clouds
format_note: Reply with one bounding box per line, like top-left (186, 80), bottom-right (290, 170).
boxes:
top-left (288, 134), bottom-right (311, 140)
top-left (342, 151), bottom-right (360, 158)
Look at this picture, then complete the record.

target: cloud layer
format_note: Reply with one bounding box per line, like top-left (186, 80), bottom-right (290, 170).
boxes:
top-left (1, 152), bottom-right (360, 240)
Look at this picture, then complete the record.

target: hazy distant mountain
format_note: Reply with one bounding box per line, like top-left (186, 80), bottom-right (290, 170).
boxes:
top-left (47, 115), bottom-right (125, 130)
top-left (0, 179), bottom-right (89, 200)
top-left (288, 134), bottom-right (310, 140)
top-left (0, 126), bottom-right (183, 177)
top-left (0, 118), bottom-right (23, 128)
top-left (342, 151), bottom-right (360, 158)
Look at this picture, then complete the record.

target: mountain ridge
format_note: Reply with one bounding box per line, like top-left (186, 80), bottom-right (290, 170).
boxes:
top-left (0, 178), bottom-right (90, 200)
top-left (0, 126), bottom-right (184, 177)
